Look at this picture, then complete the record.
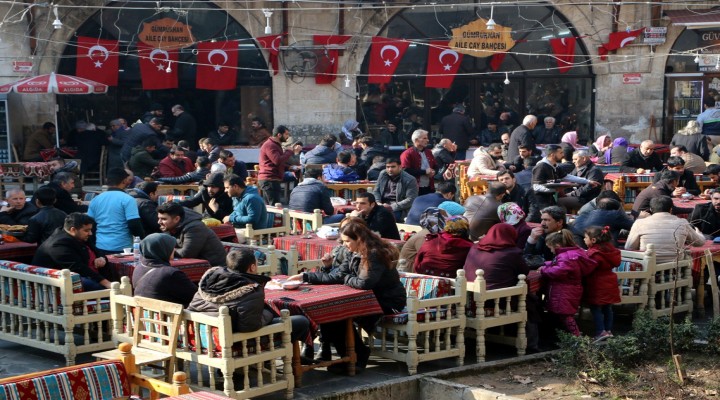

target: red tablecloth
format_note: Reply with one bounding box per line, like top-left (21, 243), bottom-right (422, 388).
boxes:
top-left (106, 255), bottom-right (212, 283)
top-left (274, 234), bottom-right (404, 260)
top-left (0, 240), bottom-right (37, 261)
top-left (690, 240), bottom-right (720, 278)
top-left (209, 224), bottom-right (237, 242)
top-left (265, 279), bottom-right (382, 326)
top-left (672, 197), bottom-right (709, 210)
top-left (0, 162), bottom-right (53, 179)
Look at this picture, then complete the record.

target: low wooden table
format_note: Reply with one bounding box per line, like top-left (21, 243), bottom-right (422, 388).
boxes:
top-left (274, 234), bottom-right (404, 260)
top-left (265, 279), bottom-right (383, 387)
top-left (0, 240), bottom-right (37, 262)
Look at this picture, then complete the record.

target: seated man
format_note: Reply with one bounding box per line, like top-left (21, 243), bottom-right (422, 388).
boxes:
top-left (32, 213), bottom-right (110, 291)
top-left (355, 135), bottom-right (388, 180)
top-left (0, 188), bottom-right (37, 225)
top-left (651, 156), bottom-right (700, 196)
top-left (187, 248), bottom-right (310, 345)
top-left (404, 182), bottom-right (457, 226)
top-left (371, 158), bottom-right (419, 222)
top-left (703, 164), bottom-right (720, 196)
top-left (218, 149), bottom-right (248, 181)
top-left (129, 181), bottom-right (161, 235)
top-left (498, 170), bottom-right (527, 212)
top-left (304, 134), bottom-right (339, 165)
top-left (525, 206), bottom-right (566, 262)
top-left (626, 195), bottom-right (705, 263)
top-left (223, 175), bottom-right (269, 242)
top-left (40, 172), bottom-right (86, 215)
top-left (157, 202), bottom-right (227, 266)
top-left (557, 150), bottom-right (605, 213)
top-left (179, 172), bottom-right (234, 221)
top-left (633, 170), bottom-right (694, 217)
top-left (157, 156), bottom-right (211, 185)
top-left (157, 145), bottom-right (193, 178)
top-left (571, 198), bottom-right (634, 247)
top-left (133, 233), bottom-right (197, 307)
top-left (689, 188), bottom-right (720, 239)
top-left (671, 145), bottom-right (706, 175)
top-left (322, 150), bottom-right (360, 182)
top-left (620, 140), bottom-right (664, 173)
top-left (463, 182), bottom-right (504, 241)
top-left (22, 186), bottom-right (67, 245)
top-left (129, 137), bottom-right (161, 179)
top-left (288, 168), bottom-right (341, 224)
top-left (348, 192), bottom-right (400, 240)
top-left (467, 143), bottom-right (505, 179)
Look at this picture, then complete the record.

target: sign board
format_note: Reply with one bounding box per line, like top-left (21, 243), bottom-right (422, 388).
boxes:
top-left (623, 73), bottom-right (642, 84)
top-left (138, 17), bottom-right (195, 50)
top-left (449, 18), bottom-right (515, 57)
top-left (12, 61), bottom-right (32, 73)
top-left (643, 27), bottom-right (667, 45)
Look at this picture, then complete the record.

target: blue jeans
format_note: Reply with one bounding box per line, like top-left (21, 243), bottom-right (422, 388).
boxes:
top-left (324, 214), bottom-right (345, 224)
top-left (272, 315), bottom-right (310, 343)
top-left (81, 277), bottom-right (105, 291)
top-left (589, 304), bottom-right (613, 335)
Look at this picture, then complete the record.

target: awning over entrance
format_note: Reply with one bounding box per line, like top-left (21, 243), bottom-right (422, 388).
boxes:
top-left (665, 8), bottom-right (720, 29)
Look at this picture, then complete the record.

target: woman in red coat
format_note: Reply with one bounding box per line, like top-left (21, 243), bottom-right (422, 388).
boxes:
top-left (415, 215), bottom-right (472, 278)
top-left (583, 226), bottom-right (621, 341)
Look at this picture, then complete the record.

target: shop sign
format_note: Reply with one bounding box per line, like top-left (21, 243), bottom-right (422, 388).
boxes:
top-left (643, 27), bottom-right (666, 45)
top-left (698, 31), bottom-right (720, 71)
top-left (138, 17), bottom-right (195, 50)
top-left (622, 73), bottom-right (642, 84)
top-left (449, 18), bottom-right (515, 57)
top-left (12, 61), bottom-right (32, 73)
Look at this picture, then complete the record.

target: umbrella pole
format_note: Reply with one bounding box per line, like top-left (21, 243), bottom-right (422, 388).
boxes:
top-left (54, 98), bottom-right (60, 149)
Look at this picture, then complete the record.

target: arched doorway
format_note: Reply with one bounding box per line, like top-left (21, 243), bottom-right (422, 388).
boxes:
top-left (359, 3), bottom-right (594, 143)
top-left (57, 1), bottom-right (272, 144)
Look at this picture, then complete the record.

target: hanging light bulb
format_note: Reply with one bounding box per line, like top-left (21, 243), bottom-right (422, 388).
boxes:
top-left (649, 46), bottom-right (654, 56)
top-left (166, 60), bottom-right (172, 74)
top-left (52, 5), bottom-right (62, 30)
top-left (503, 72), bottom-right (510, 85)
top-left (263, 9), bottom-right (273, 35)
top-left (486, 5), bottom-right (496, 31)
top-left (344, 75), bottom-right (351, 88)
top-left (715, 56), bottom-right (719, 70)
top-left (694, 53), bottom-right (700, 63)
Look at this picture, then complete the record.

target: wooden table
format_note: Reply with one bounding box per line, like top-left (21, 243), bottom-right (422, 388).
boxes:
top-left (0, 240), bottom-right (37, 262)
top-left (690, 240), bottom-right (720, 317)
top-left (265, 279), bottom-right (382, 386)
top-left (274, 234), bottom-right (405, 261)
top-left (105, 254), bottom-right (212, 284)
top-left (325, 181), bottom-right (374, 200)
top-left (209, 223), bottom-right (237, 242)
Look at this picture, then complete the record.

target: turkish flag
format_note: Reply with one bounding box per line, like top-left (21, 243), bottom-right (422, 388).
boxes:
top-left (425, 41), bottom-right (463, 89)
top-left (196, 41), bottom-right (238, 90)
top-left (367, 37), bottom-right (409, 84)
top-left (256, 33), bottom-right (285, 75)
top-left (549, 37), bottom-right (576, 73)
top-left (76, 36), bottom-right (119, 86)
top-left (313, 35), bottom-right (351, 84)
top-left (598, 28), bottom-right (645, 60)
top-left (489, 53), bottom-right (506, 71)
top-left (137, 41), bottom-right (178, 90)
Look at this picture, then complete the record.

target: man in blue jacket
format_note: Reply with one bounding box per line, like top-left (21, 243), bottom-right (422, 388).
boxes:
top-left (223, 175), bottom-right (269, 243)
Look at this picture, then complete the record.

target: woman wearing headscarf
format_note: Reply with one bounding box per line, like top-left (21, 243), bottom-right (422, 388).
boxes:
top-left (132, 233), bottom-right (198, 307)
top-left (463, 223), bottom-right (529, 285)
top-left (415, 215), bottom-right (473, 278)
top-left (561, 131), bottom-right (579, 148)
top-left (589, 134), bottom-right (612, 159)
top-left (497, 202), bottom-right (532, 248)
top-left (670, 120), bottom-right (710, 160)
top-left (606, 137), bottom-right (630, 164)
top-left (398, 207), bottom-right (446, 272)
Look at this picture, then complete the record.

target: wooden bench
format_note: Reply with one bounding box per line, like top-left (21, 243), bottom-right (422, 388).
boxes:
top-left (465, 270), bottom-right (527, 362)
top-left (369, 270), bottom-right (466, 375)
top-left (0, 260), bottom-right (131, 365)
top-left (235, 204), bottom-right (290, 245)
top-left (617, 246), bottom-right (654, 308)
top-left (0, 343), bottom-right (190, 399)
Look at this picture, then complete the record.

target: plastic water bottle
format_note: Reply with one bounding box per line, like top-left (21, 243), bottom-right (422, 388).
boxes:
top-left (133, 236), bottom-right (141, 266)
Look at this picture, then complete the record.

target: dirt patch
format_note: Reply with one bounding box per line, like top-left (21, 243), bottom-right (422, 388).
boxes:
top-left (450, 355), bottom-right (720, 399)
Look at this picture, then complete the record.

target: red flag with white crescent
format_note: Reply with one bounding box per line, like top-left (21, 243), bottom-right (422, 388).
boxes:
top-left (256, 33), bottom-right (286, 75)
top-left (367, 37), bottom-right (410, 84)
top-left (549, 37), bottom-right (576, 73)
top-left (137, 41), bottom-right (178, 90)
top-left (196, 41), bottom-right (238, 90)
top-left (314, 35), bottom-right (352, 84)
top-left (76, 36), bottom-right (119, 86)
top-left (425, 41), bottom-right (463, 89)
top-left (598, 28), bottom-right (645, 60)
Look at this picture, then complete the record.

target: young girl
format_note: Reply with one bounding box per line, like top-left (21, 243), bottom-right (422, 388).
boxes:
top-left (583, 226), bottom-right (622, 341)
top-left (540, 229), bottom-right (597, 336)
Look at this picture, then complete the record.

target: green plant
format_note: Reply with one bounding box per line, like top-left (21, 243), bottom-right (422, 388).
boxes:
top-left (603, 335), bottom-right (642, 367)
top-left (554, 332), bottom-right (634, 384)
top-left (704, 316), bottom-right (720, 355)
top-left (672, 316), bottom-right (698, 352)
top-left (630, 310), bottom-right (670, 355)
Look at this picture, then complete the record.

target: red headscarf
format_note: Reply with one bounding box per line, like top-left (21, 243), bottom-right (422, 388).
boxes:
top-left (474, 223), bottom-right (518, 251)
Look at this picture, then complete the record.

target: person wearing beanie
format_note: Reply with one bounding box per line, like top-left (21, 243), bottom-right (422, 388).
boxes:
top-left (180, 172), bottom-right (234, 221)
top-left (132, 232), bottom-right (198, 307)
top-left (437, 200), bottom-right (465, 216)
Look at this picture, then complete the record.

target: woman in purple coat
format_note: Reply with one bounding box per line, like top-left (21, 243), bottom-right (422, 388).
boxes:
top-left (539, 229), bottom-right (597, 336)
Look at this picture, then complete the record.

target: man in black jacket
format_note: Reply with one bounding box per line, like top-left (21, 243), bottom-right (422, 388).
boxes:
top-left (130, 181), bottom-right (161, 235)
top-left (632, 170), bottom-right (693, 218)
top-left (651, 156), bottom-right (701, 196)
top-left (288, 168), bottom-right (340, 223)
top-left (498, 170), bottom-right (527, 212)
top-left (22, 187), bottom-right (66, 245)
top-left (348, 192), bottom-right (400, 239)
top-left (557, 150), bottom-right (605, 213)
top-left (38, 172), bottom-right (86, 215)
top-left (507, 115), bottom-right (538, 161)
top-left (0, 188), bottom-right (37, 225)
top-left (33, 213), bottom-right (111, 291)
top-left (439, 105), bottom-right (473, 160)
top-left (620, 140), bottom-right (664, 173)
top-left (179, 172), bottom-right (233, 221)
top-left (689, 188), bottom-right (720, 239)
top-left (169, 104), bottom-right (197, 143)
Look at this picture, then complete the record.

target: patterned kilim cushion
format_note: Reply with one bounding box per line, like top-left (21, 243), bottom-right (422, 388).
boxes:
top-left (382, 306), bottom-right (454, 324)
top-left (0, 261), bottom-right (84, 313)
top-left (71, 299), bottom-right (111, 316)
top-left (398, 272), bottom-right (452, 300)
top-left (184, 323), bottom-right (283, 358)
top-left (157, 195), bottom-right (190, 205)
top-left (0, 360), bottom-right (130, 400)
top-left (615, 260), bottom-right (644, 296)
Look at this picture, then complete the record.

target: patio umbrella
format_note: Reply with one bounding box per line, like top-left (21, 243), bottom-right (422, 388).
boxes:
top-left (0, 72), bottom-right (109, 147)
